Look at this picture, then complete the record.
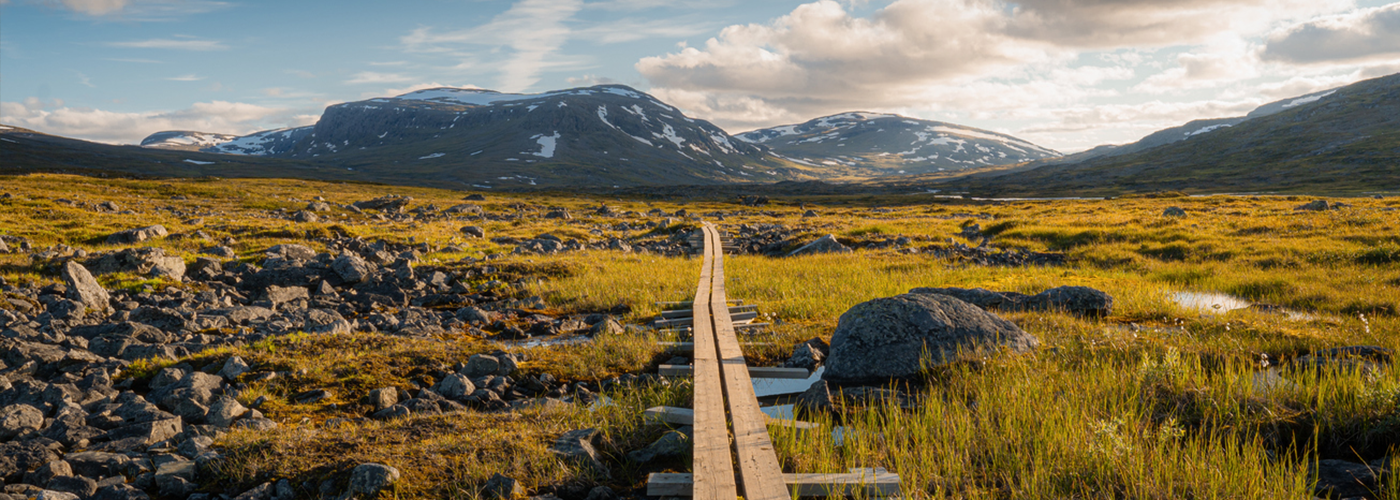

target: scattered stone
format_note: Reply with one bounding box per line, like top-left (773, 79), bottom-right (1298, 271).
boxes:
top-left (218, 356), bottom-right (251, 379)
top-left (823, 293), bottom-right (1038, 383)
top-left (627, 430), bottom-right (689, 463)
top-left (293, 389), bottom-right (332, 404)
top-left (549, 429), bottom-right (610, 478)
top-left (1295, 199), bottom-right (1342, 211)
top-left (463, 354), bottom-right (502, 378)
top-left (1162, 207), bottom-right (1187, 217)
top-left (483, 473), bottom-right (524, 500)
top-left (264, 244), bottom-right (317, 261)
top-left (332, 254), bottom-right (373, 284)
top-left (62, 261), bottom-right (109, 314)
top-left (106, 225), bottom-right (168, 245)
top-left (785, 337), bottom-right (829, 370)
top-left (460, 226), bottom-right (486, 238)
top-left (0, 404), bottom-right (43, 440)
top-left (206, 396), bottom-right (248, 428)
top-left (349, 463), bottom-right (401, 497)
top-left (788, 234), bottom-right (852, 256)
top-left (588, 318), bottom-right (624, 336)
top-left (543, 209), bottom-right (572, 220)
top-left (432, 374), bottom-right (477, 400)
top-left (292, 211), bottom-right (318, 223)
top-left (368, 387), bottom-right (398, 412)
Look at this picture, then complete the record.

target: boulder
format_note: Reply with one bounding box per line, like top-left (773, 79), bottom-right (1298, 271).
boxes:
top-left (482, 473), bottom-right (524, 500)
top-left (332, 254), bottom-right (373, 284)
top-left (89, 247), bottom-right (186, 280)
top-left (106, 225), bottom-right (167, 245)
top-left (462, 354), bottom-right (502, 378)
top-left (460, 226), bottom-right (486, 238)
top-left (788, 234), bottom-right (852, 257)
top-left (218, 356), bottom-right (251, 380)
top-left (550, 429), bottom-right (610, 478)
top-left (368, 387), bottom-right (398, 412)
top-left (823, 293), bottom-right (1038, 383)
top-left (61, 261), bottom-right (109, 314)
top-left (349, 463), bottom-right (401, 497)
top-left (588, 318), bottom-right (624, 336)
top-left (1162, 207), bottom-right (1187, 217)
top-left (431, 374), bottom-right (477, 401)
top-left (264, 244), bottom-right (317, 261)
top-left (1295, 199), bottom-right (1338, 211)
top-left (0, 404), bottom-right (43, 440)
top-left (206, 396), bottom-right (248, 428)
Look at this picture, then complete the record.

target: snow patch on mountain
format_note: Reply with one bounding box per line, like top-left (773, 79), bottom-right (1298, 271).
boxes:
top-left (1283, 89), bottom-right (1337, 109)
top-left (141, 131), bottom-right (238, 149)
top-left (528, 132), bottom-right (560, 158)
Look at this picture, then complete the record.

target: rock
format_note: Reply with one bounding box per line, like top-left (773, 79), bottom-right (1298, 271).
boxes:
top-left (0, 404), bottom-right (43, 440)
top-left (89, 247), bottom-right (186, 280)
top-left (306, 201), bottom-right (331, 212)
top-left (0, 440), bottom-right (61, 480)
top-left (230, 482), bottom-right (272, 500)
top-left (293, 389), bottom-right (332, 404)
top-left (803, 210), bottom-right (818, 217)
top-left (25, 460), bottom-right (72, 486)
top-left (62, 261), bottom-right (109, 314)
top-left (544, 209), bottom-right (572, 220)
top-left (370, 404), bottom-right (410, 420)
top-left (788, 234), bottom-right (852, 257)
top-left (46, 476), bottom-right (97, 498)
top-left (464, 194), bottom-right (486, 201)
top-left (1162, 207), bottom-right (1187, 217)
top-left (218, 356), bottom-right (251, 379)
top-left (588, 318), bottom-right (624, 336)
top-left (292, 211), bottom-right (318, 223)
top-left (1295, 199), bottom-right (1338, 211)
top-left (823, 293), bottom-right (1038, 383)
top-left (786, 338), bottom-right (828, 370)
top-left (349, 463), bottom-right (401, 496)
top-left (332, 254), bottom-right (373, 284)
top-left (91, 484), bottom-right (152, 500)
top-left (34, 490), bottom-right (80, 500)
top-left (264, 285), bottom-right (309, 307)
top-left (550, 429), bottom-right (610, 478)
top-left (431, 374), bottom-right (477, 401)
top-left (460, 226), bottom-right (486, 238)
top-left (201, 245), bottom-right (237, 258)
top-left (626, 430), bottom-right (689, 463)
top-left (1311, 459), bottom-right (1379, 498)
top-left (456, 306), bottom-right (495, 325)
top-left (206, 396), bottom-right (249, 428)
top-left (796, 380), bottom-right (832, 412)
top-left (353, 195), bottom-right (412, 213)
top-left (1031, 286), bottom-right (1115, 317)
top-left (463, 354), bottom-right (502, 378)
top-left (264, 244), bottom-right (317, 261)
top-left (105, 416), bottom-right (182, 447)
top-left (368, 387), bottom-right (398, 411)
top-left (65, 451), bottom-right (132, 478)
top-left (106, 225), bottom-right (168, 245)
top-left (482, 473), bottom-right (524, 499)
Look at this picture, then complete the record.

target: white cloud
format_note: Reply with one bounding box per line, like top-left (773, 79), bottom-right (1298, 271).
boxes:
top-left (345, 72), bottom-right (413, 85)
top-left (1262, 3), bottom-right (1400, 64)
top-left (105, 37), bottom-right (226, 51)
top-left (0, 98), bottom-right (307, 144)
top-left (357, 82), bottom-right (478, 100)
top-left (401, 0), bottom-right (583, 92)
top-left (43, 0), bottom-right (229, 19)
top-left (60, 0), bottom-right (126, 15)
top-left (166, 74), bottom-right (203, 81)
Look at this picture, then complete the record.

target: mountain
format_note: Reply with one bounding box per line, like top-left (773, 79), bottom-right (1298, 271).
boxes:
top-left (139, 131), bottom-right (239, 151)
top-left (141, 85), bottom-right (817, 188)
top-left (942, 74), bottom-right (1400, 195)
top-left (736, 112), bottom-right (1060, 175)
top-left (1050, 88), bottom-right (1342, 164)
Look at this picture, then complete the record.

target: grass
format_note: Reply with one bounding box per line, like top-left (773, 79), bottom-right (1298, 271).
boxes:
top-left (2, 173), bottom-right (1398, 498)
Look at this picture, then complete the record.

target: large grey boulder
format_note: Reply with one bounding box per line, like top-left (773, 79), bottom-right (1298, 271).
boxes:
top-left (106, 225), bottom-right (167, 245)
top-left (823, 293), bottom-right (1038, 383)
top-left (332, 254), bottom-right (373, 283)
top-left (265, 244), bottom-right (317, 261)
top-left (0, 404), bottom-right (43, 440)
top-left (62, 261), bottom-right (109, 314)
top-left (431, 374), bottom-right (476, 401)
top-left (788, 234), bottom-right (852, 257)
top-left (550, 429), bottom-right (609, 478)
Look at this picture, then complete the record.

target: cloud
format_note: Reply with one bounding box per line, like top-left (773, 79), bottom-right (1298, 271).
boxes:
top-left (401, 0), bottom-right (584, 91)
top-left (105, 37), bottom-right (227, 51)
top-left (43, 0), bottom-right (229, 19)
top-left (358, 82), bottom-right (477, 100)
top-left (60, 0), bottom-right (126, 15)
top-left (1002, 0), bottom-right (1353, 48)
top-left (1261, 3), bottom-right (1400, 64)
top-left (0, 98), bottom-right (308, 144)
top-left (166, 74), bottom-right (203, 81)
top-left (345, 72), bottom-right (414, 85)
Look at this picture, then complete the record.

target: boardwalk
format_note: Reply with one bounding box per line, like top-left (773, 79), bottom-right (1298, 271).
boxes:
top-left (648, 223), bottom-right (900, 499)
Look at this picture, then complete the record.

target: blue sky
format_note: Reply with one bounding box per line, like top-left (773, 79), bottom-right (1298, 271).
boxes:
top-left (3, 0), bottom-right (1398, 152)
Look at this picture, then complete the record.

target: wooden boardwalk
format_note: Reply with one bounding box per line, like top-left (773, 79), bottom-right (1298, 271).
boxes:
top-left (648, 223), bottom-right (900, 499)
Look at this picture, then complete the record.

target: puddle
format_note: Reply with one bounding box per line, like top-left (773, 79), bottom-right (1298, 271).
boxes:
top-left (501, 336), bottom-right (592, 348)
top-left (753, 367), bottom-right (823, 398)
top-left (1170, 291), bottom-right (1315, 321)
top-left (1172, 291), bottom-right (1253, 313)
top-left (760, 404), bottom-right (795, 420)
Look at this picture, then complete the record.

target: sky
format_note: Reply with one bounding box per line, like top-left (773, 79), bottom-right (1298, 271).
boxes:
top-left (2, 0), bottom-right (1398, 153)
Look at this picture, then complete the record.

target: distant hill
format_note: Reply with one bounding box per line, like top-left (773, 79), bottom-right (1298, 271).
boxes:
top-left (136, 85), bottom-right (817, 188)
top-left (736, 112), bottom-right (1059, 175)
top-left (944, 73), bottom-right (1400, 195)
top-left (139, 131), bottom-right (239, 151)
top-left (1046, 88), bottom-right (1342, 165)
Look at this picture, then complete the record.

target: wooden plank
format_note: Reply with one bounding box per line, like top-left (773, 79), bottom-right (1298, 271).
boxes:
top-left (689, 224), bottom-right (736, 500)
top-left (706, 224), bottom-right (789, 500)
top-left (644, 406), bottom-right (694, 425)
top-left (646, 406), bottom-right (818, 435)
top-left (660, 304), bottom-right (758, 319)
top-left (655, 311), bottom-right (759, 326)
top-left (659, 365), bottom-right (811, 380)
top-left (657, 341), bottom-right (771, 353)
top-left (647, 470), bottom-right (902, 497)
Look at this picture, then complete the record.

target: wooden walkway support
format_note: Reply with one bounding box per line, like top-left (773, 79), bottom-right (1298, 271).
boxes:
top-left (647, 223), bottom-right (901, 498)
